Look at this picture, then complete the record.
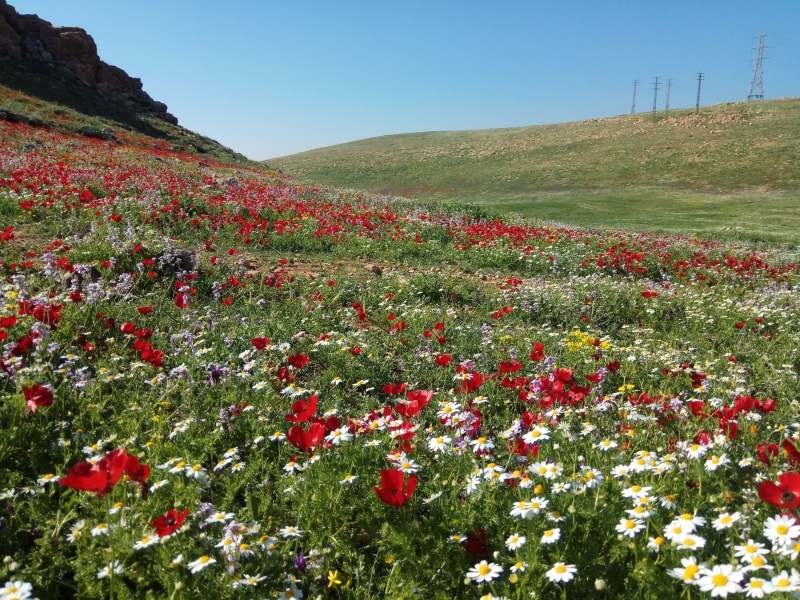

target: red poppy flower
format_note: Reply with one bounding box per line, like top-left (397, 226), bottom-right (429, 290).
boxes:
top-left (175, 293), bottom-right (189, 309)
top-left (141, 347), bottom-right (163, 367)
top-left (285, 395), bottom-right (318, 423)
top-left (783, 438), bottom-right (800, 466)
top-left (508, 438), bottom-right (539, 460)
top-left (252, 337), bottom-right (270, 350)
top-left (58, 461), bottom-right (109, 495)
top-left (529, 342), bottom-right (545, 362)
top-left (287, 423), bottom-right (326, 452)
top-left (373, 469), bottom-right (417, 507)
top-left (99, 449), bottom-right (128, 488)
top-left (584, 371), bottom-right (603, 383)
top-left (758, 473), bottom-right (800, 510)
top-left (759, 399), bottom-right (777, 413)
top-left (120, 321), bottom-right (136, 334)
top-left (151, 508), bottom-right (188, 538)
top-left (382, 382), bottom-right (407, 396)
top-left (287, 353), bottom-right (310, 369)
top-left (60, 448), bottom-right (128, 497)
top-left (461, 528), bottom-right (490, 557)
top-left (22, 384), bottom-right (53, 413)
top-left (498, 360), bottom-right (523, 375)
top-left (641, 291), bottom-right (660, 299)
top-left (125, 454), bottom-right (150, 485)
top-left (687, 400), bottom-right (707, 418)
top-left (137, 306), bottom-right (153, 315)
top-left (435, 354), bottom-right (452, 367)
top-left (757, 443), bottom-right (780, 466)
top-left (394, 390), bottom-right (433, 418)
top-left (125, 454), bottom-right (151, 499)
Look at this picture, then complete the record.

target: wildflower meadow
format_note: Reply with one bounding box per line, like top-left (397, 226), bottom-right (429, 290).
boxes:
top-left (1, 95), bottom-right (799, 599)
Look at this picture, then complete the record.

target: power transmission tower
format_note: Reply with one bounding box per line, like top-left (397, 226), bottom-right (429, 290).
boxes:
top-left (695, 73), bottom-right (704, 114)
top-left (665, 79), bottom-right (672, 111)
top-left (652, 77), bottom-right (660, 116)
top-left (748, 29), bottom-right (769, 101)
top-left (631, 80), bottom-right (638, 114)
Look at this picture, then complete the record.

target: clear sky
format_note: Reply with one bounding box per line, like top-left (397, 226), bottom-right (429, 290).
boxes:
top-left (10, 1), bottom-right (800, 160)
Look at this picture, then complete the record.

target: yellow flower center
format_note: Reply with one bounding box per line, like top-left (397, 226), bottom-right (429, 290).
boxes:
top-left (712, 574), bottom-right (728, 586)
top-left (683, 565), bottom-right (699, 580)
top-left (478, 564), bottom-right (490, 576)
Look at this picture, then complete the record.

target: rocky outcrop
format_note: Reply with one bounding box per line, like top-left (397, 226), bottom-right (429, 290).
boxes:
top-left (0, 0), bottom-right (177, 124)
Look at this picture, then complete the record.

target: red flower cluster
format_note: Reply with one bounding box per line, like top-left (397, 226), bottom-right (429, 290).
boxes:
top-left (394, 389), bottom-right (433, 418)
top-left (59, 448), bottom-right (150, 498)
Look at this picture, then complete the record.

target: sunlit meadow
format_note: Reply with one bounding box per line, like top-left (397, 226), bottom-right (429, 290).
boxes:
top-left (1, 95), bottom-right (799, 599)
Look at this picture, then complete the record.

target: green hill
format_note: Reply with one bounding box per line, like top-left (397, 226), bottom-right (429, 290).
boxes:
top-left (269, 99), bottom-right (800, 246)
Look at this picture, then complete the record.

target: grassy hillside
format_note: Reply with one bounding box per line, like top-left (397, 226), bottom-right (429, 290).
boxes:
top-left (0, 59), bottom-right (251, 165)
top-left (269, 99), bottom-right (800, 246)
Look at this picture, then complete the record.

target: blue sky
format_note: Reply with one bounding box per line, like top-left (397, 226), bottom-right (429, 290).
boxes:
top-left (11, 1), bottom-right (800, 160)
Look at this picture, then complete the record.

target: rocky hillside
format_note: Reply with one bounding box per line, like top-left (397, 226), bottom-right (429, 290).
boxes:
top-left (0, 0), bottom-right (177, 124)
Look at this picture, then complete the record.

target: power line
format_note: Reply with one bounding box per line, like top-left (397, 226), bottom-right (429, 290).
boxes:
top-left (695, 73), bottom-right (704, 114)
top-left (748, 29), bottom-right (769, 101)
top-left (652, 77), bottom-right (660, 116)
top-left (665, 79), bottom-right (672, 111)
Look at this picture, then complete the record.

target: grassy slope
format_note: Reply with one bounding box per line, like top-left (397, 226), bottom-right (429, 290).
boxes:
top-left (0, 59), bottom-right (251, 165)
top-left (269, 99), bottom-right (800, 246)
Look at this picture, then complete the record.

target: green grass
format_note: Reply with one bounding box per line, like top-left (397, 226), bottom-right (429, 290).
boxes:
top-left (268, 98), bottom-right (800, 247)
top-left (448, 189), bottom-right (800, 248)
